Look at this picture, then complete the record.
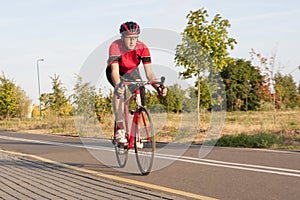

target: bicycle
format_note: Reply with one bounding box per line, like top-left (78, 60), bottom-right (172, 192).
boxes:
top-left (112, 76), bottom-right (165, 175)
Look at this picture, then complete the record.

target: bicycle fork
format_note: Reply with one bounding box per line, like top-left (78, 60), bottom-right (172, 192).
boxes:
top-left (127, 111), bottom-right (139, 149)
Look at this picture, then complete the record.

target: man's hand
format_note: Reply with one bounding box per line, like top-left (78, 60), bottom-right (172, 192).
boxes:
top-left (114, 83), bottom-right (125, 97)
top-left (157, 85), bottom-right (167, 97)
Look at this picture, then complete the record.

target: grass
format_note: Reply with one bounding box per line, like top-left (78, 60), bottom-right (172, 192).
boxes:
top-left (0, 116), bottom-right (78, 136)
top-left (0, 109), bottom-right (299, 149)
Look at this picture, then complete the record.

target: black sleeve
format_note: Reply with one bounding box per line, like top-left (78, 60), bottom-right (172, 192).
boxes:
top-left (107, 56), bottom-right (120, 65)
top-left (141, 56), bottom-right (151, 63)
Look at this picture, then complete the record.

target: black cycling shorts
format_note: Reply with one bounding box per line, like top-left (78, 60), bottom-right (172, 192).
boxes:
top-left (106, 67), bottom-right (146, 106)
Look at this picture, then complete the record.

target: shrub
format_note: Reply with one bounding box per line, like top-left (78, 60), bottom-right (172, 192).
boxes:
top-left (213, 133), bottom-right (281, 148)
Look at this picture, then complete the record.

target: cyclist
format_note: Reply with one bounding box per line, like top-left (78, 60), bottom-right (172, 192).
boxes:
top-left (106, 21), bottom-right (167, 144)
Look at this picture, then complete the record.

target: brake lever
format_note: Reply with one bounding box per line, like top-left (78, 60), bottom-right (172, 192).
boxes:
top-left (157, 76), bottom-right (166, 98)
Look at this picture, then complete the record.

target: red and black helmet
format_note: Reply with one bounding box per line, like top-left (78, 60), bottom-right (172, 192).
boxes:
top-left (119, 21), bottom-right (140, 35)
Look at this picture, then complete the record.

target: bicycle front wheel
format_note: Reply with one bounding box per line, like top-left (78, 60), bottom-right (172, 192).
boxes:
top-left (114, 122), bottom-right (128, 168)
top-left (115, 144), bottom-right (128, 168)
top-left (135, 107), bottom-right (155, 175)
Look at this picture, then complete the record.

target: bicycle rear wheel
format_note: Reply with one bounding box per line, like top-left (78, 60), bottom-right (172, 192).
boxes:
top-left (135, 107), bottom-right (155, 175)
top-left (114, 122), bottom-right (128, 168)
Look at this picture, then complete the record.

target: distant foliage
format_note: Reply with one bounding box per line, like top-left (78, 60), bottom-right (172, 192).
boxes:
top-left (40, 74), bottom-right (71, 117)
top-left (15, 86), bottom-right (32, 118)
top-left (0, 73), bottom-right (32, 119)
top-left (182, 86), bottom-right (198, 112)
top-left (145, 83), bottom-right (214, 113)
top-left (188, 79), bottom-right (212, 110)
top-left (274, 73), bottom-right (300, 109)
top-left (221, 59), bottom-right (263, 111)
top-left (72, 75), bottom-right (112, 122)
top-left (146, 84), bottom-right (198, 113)
top-left (146, 90), bottom-right (160, 110)
top-left (249, 49), bottom-right (274, 103)
top-left (145, 86), bottom-right (181, 113)
top-left (72, 75), bottom-right (97, 120)
top-left (250, 49), bottom-right (300, 109)
top-left (94, 89), bottom-right (112, 122)
top-left (0, 74), bottom-right (18, 119)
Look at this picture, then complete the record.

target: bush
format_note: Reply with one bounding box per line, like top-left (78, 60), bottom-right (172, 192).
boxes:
top-left (213, 133), bottom-right (281, 148)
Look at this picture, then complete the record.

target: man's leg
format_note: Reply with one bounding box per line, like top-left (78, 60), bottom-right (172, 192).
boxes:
top-left (106, 67), bottom-right (126, 143)
top-left (112, 93), bottom-right (124, 128)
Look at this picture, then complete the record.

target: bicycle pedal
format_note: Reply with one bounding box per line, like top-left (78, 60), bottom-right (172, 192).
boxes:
top-left (111, 137), bottom-right (116, 145)
top-left (117, 143), bottom-right (126, 148)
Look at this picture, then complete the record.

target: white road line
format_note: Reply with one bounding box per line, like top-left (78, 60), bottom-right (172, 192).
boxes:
top-left (155, 154), bottom-right (300, 177)
top-left (0, 135), bottom-right (111, 151)
top-left (0, 135), bottom-right (299, 177)
top-left (155, 153), bottom-right (300, 174)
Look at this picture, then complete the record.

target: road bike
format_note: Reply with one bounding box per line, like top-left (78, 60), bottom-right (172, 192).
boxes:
top-left (112, 77), bottom-right (165, 175)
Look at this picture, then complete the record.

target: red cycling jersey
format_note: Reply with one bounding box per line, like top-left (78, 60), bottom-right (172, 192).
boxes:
top-left (107, 39), bottom-right (151, 73)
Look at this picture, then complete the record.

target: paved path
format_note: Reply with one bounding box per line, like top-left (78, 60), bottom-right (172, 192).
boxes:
top-left (0, 151), bottom-right (178, 200)
top-left (1, 131), bottom-right (300, 200)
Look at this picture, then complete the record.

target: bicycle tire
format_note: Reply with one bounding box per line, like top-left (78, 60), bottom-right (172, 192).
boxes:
top-left (114, 122), bottom-right (128, 168)
top-left (114, 144), bottom-right (128, 168)
top-left (134, 107), bottom-right (155, 175)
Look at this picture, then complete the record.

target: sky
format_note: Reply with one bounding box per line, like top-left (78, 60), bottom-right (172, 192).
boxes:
top-left (1, 0), bottom-right (300, 104)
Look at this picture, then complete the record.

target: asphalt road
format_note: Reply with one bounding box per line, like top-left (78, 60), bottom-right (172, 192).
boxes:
top-left (0, 131), bottom-right (299, 200)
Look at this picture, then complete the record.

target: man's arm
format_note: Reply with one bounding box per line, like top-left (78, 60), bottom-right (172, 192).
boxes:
top-left (143, 63), bottom-right (159, 89)
top-left (111, 63), bottom-right (121, 86)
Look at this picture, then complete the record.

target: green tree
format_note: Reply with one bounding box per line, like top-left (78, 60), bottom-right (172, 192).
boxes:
top-left (0, 74), bottom-right (18, 119)
top-left (40, 93), bottom-right (52, 111)
top-left (146, 90), bottom-right (160, 111)
top-left (0, 73), bottom-right (31, 119)
top-left (182, 86), bottom-right (198, 112)
top-left (175, 8), bottom-right (236, 120)
top-left (186, 80), bottom-right (211, 111)
top-left (146, 84), bottom-right (184, 113)
top-left (73, 75), bottom-right (96, 120)
top-left (274, 73), bottom-right (298, 109)
top-left (94, 89), bottom-right (112, 122)
top-left (16, 86), bottom-right (32, 118)
top-left (40, 74), bottom-right (70, 117)
top-left (249, 49), bottom-right (274, 103)
top-left (167, 84), bottom-right (184, 113)
top-left (198, 77), bottom-right (212, 110)
top-left (147, 84), bottom-right (198, 113)
top-left (51, 74), bottom-right (69, 116)
top-left (221, 59), bottom-right (263, 111)
top-left (159, 87), bottom-right (181, 113)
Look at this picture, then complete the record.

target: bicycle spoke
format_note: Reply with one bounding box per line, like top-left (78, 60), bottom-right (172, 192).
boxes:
top-left (135, 107), bottom-right (155, 175)
top-left (114, 121), bottom-right (128, 168)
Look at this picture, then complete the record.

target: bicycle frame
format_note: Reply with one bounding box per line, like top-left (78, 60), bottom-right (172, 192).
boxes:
top-left (114, 77), bottom-right (164, 148)
top-left (113, 76), bottom-right (165, 175)
top-left (122, 83), bottom-right (147, 149)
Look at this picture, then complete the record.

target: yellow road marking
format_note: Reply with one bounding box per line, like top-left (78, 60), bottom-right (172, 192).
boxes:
top-left (0, 149), bottom-right (218, 200)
